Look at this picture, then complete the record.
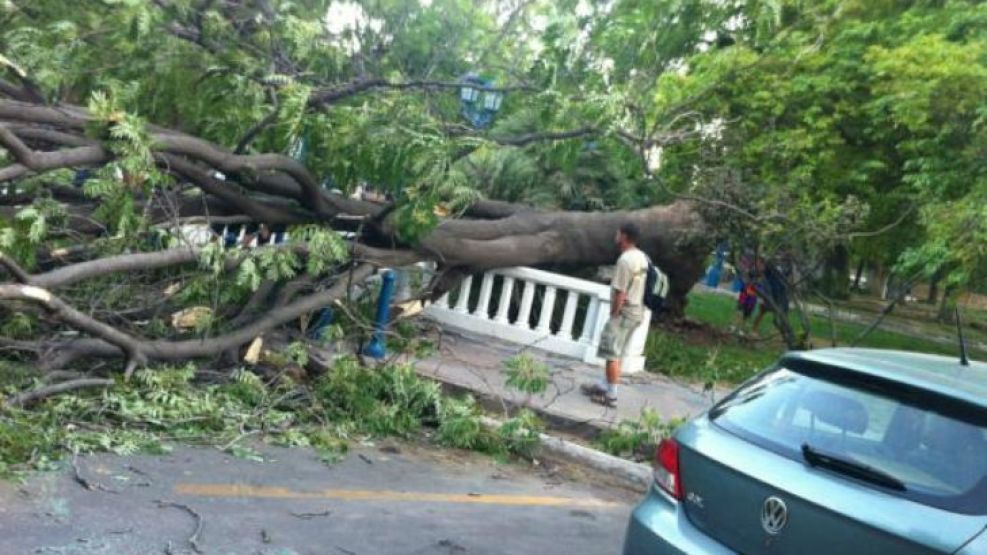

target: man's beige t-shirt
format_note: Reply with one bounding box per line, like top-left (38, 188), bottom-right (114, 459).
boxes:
top-left (612, 247), bottom-right (648, 320)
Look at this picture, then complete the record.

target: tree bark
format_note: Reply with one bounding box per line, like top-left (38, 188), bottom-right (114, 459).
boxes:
top-left (870, 262), bottom-right (886, 299)
top-left (817, 245), bottom-right (850, 300)
top-left (6, 378), bottom-right (115, 407)
top-left (937, 285), bottom-right (955, 323)
top-left (926, 270), bottom-right (942, 305)
top-left (417, 201), bottom-right (710, 315)
top-left (852, 258), bottom-right (865, 290)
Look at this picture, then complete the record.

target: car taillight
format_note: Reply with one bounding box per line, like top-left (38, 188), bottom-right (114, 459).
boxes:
top-left (654, 438), bottom-right (683, 500)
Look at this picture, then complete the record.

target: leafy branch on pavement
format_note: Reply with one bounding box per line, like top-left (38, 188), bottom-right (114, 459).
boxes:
top-left (0, 352), bottom-right (545, 477)
top-left (596, 408), bottom-right (684, 461)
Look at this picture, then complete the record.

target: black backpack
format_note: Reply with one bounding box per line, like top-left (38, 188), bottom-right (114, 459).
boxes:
top-left (643, 257), bottom-right (670, 313)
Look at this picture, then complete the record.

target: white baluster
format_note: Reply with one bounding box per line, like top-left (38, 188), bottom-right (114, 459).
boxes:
top-left (493, 276), bottom-right (515, 324)
top-left (473, 272), bottom-right (495, 318)
top-left (579, 297), bottom-right (600, 344)
top-left (394, 268), bottom-right (412, 302)
top-left (515, 281), bottom-right (535, 329)
top-left (535, 286), bottom-right (557, 334)
top-left (557, 291), bottom-right (579, 339)
top-left (592, 299), bottom-right (612, 344)
top-left (624, 309), bottom-right (652, 364)
top-left (237, 226), bottom-right (246, 248)
top-left (453, 276), bottom-right (473, 314)
top-left (435, 291), bottom-right (450, 309)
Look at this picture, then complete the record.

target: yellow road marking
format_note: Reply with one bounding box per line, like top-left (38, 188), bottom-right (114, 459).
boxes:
top-left (174, 483), bottom-right (620, 509)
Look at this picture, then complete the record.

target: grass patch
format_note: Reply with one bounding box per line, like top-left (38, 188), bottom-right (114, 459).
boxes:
top-left (644, 330), bottom-right (776, 385)
top-left (688, 291), bottom-right (979, 356)
top-left (646, 290), bottom-right (983, 386)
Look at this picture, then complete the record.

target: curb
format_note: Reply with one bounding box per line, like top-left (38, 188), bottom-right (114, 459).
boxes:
top-left (424, 367), bottom-right (610, 441)
top-left (480, 416), bottom-right (653, 493)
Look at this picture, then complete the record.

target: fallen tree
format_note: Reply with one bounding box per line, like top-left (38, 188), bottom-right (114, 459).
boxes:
top-left (0, 92), bottom-right (710, 375)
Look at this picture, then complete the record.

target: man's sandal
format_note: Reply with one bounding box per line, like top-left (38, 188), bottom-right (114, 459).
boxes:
top-left (590, 393), bottom-right (617, 408)
top-left (580, 382), bottom-right (607, 396)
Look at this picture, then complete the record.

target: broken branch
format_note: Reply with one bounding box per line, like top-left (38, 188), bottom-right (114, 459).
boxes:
top-left (5, 377), bottom-right (115, 407)
top-left (155, 499), bottom-right (204, 554)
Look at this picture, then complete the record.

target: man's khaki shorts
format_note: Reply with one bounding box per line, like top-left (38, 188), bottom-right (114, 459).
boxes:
top-left (597, 313), bottom-right (641, 361)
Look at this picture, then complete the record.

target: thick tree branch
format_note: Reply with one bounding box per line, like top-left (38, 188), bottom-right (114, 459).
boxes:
top-left (0, 100), bottom-right (91, 129)
top-left (10, 241), bottom-right (321, 290)
top-left (13, 265), bottom-right (376, 369)
top-left (27, 248), bottom-right (201, 289)
top-left (0, 79), bottom-right (35, 103)
top-left (0, 74), bottom-right (44, 104)
top-left (0, 253), bottom-right (31, 283)
top-left (462, 199), bottom-right (537, 220)
top-left (0, 125), bottom-right (109, 181)
top-left (350, 243), bottom-right (424, 267)
top-left (0, 104), bottom-right (382, 221)
top-left (7, 125), bottom-right (98, 148)
top-left (152, 134), bottom-right (335, 216)
top-left (156, 154), bottom-right (309, 225)
top-left (0, 184), bottom-right (89, 206)
top-left (0, 284), bottom-right (146, 370)
top-left (6, 378), bottom-right (115, 408)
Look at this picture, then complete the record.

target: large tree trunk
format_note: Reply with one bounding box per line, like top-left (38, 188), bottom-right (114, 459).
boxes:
top-left (937, 285), bottom-right (955, 323)
top-left (817, 245), bottom-right (850, 300)
top-left (419, 202), bottom-right (711, 315)
top-left (926, 270), bottom-right (942, 305)
top-left (852, 258), bottom-right (865, 290)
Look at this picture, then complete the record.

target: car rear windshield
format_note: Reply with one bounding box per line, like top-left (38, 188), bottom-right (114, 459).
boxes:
top-left (710, 362), bottom-right (987, 514)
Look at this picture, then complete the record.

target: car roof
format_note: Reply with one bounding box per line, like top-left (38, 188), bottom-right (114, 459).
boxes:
top-left (781, 348), bottom-right (987, 409)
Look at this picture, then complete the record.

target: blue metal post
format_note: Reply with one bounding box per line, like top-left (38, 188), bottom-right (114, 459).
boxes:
top-left (732, 275), bottom-right (744, 293)
top-left (363, 270), bottom-right (396, 359)
top-left (307, 307), bottom-right (334, 340)
top-left (705, 243), bottom-right (727, 288)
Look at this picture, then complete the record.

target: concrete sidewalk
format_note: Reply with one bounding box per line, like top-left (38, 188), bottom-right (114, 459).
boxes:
top-left (412, 331), bottom-right (724, 435)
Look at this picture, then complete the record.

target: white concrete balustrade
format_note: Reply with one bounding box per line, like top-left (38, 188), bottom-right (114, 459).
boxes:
top-left (421, 266), bottom-right (650, 373)
top-left (175, 223), bottom-right (289, 248)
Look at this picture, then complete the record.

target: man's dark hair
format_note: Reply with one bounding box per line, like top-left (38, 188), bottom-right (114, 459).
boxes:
top-left (619, 222), bottom-right (640, 243)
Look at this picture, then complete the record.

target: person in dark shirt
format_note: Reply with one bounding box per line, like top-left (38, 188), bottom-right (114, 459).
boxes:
top-left (752, 258), bottom-right (789, 336)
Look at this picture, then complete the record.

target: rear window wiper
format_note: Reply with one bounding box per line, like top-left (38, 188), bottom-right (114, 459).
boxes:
top-left (801, 443), bottom-right (906, 491)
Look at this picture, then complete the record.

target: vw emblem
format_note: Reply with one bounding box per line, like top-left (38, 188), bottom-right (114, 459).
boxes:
top-left (761, 496), bottom-right (788, 535)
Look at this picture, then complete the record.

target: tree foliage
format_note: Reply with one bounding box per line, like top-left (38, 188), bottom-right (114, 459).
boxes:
top-left (654, 0), bottom-right (987, 299)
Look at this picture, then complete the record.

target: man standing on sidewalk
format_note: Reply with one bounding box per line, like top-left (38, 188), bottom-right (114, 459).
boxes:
top-left (582, 222), bottom-right (649, 407)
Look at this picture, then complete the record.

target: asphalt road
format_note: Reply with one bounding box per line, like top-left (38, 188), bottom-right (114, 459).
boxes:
top-left (0, 440), bottom-right (639, 554)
